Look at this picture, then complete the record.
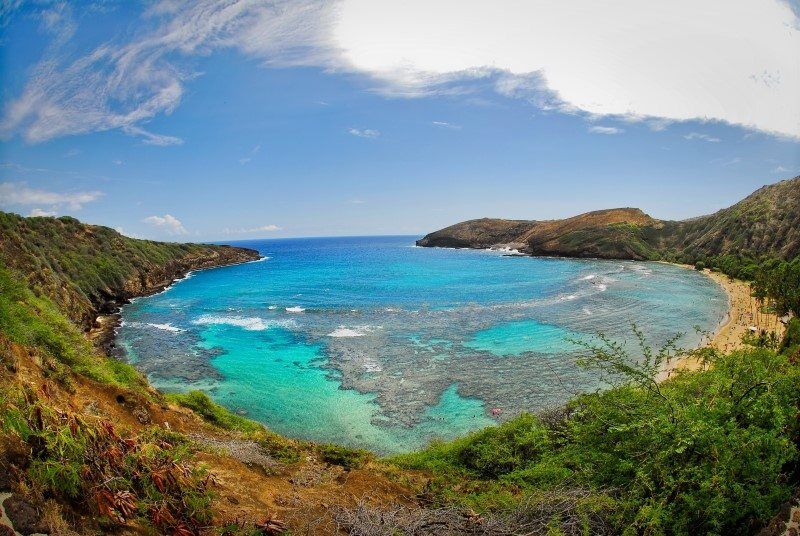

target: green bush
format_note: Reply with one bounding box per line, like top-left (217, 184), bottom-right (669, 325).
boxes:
top-left (166, 390), bottom-right (263, 434)
top-left (317, 443), bottom-right (372, 469)
top-left (0, 388), bottom-right (213, 533)
top-left (392, 345), bottom-right (800, 534)
top-left (780, 317), bottom-right (800, 356)
top-left (0, 263), bottom-right (146, 390)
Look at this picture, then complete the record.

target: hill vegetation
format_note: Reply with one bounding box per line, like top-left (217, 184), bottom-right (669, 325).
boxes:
top-left (0, 211), bottom-right (259, 330)
top-left (417, 176), bottom-right (800, 263)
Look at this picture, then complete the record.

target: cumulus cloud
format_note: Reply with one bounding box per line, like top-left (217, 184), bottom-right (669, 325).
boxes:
top-left (143, 214), bottom-right (188, 235)
top-left (684, 132), bottom-right (721, 143)
top-left (28, 208), bottom-right (57, 217)
top-left (0, 182), bottom-right (103, 210)
top-left (588, 125), bottom-right (624, 135)
top-left (349, 128), bottom-right (380, 138)
top-left (222, 224), bottom-right (282, 234)
top-left (2, 0), bottom-right (798, 143)
top-left (333, 0), bottom-right (800, 138)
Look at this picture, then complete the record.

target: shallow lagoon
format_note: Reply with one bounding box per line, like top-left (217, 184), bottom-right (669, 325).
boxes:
top-left (118, 236), bottom-right (727, 453)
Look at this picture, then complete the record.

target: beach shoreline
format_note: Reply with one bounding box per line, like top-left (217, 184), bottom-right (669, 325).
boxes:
top-left (663, 264), bottom-right (785, 377)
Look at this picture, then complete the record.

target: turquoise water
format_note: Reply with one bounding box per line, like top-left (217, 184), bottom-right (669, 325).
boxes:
top-left (118, 236), bottom-right (728, 453)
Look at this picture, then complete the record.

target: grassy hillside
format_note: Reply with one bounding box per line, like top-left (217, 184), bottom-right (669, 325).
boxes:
top-left (418, 176), bottom-right (800, 263)
top-left (664, 177), bottom-right (800, 261)
top-left (0, 211), bottom-right (259, 330)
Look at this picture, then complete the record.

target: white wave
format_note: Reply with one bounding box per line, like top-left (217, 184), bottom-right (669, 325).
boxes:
top-left (121, 321), bottom-right (184, 333)
top-left (285, 306), bottom-right (305, 313)
top-left (489, 246), bottom-right (525, 256)
top-left (559, 294), bottom-right (578, 301)
top-left (581, 274), bottom-right (597, 280)
top-left (148, 322), bottom-right (185, 333)
top-left (328, 325), bottom-right (382, 338)
top-left (597, 284), bottom-right (607, 292)
top-left (192, 314), bottom-right (294, 331)
top-left (328, 327), bottom-right (366, 337)
top-left (267, 305), bottom-right (278, 310)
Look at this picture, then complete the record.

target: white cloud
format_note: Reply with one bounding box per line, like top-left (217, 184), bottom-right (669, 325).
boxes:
top-left (222, 224), bottom-right (282, 234)
top-left (143, 214), bottom-right (188, 235)
top-left (0, 182), bottom-right (102, 210)
top-left (239, 144), bottom-right (261, 164)
top-left (432, 121), bottom-right (461, 129)
top-left (0, 0), bottom-right (334, 145)
top-left (63, 148), bottom-right (80, 157)
top-left (349, 128), bottom-right (380, 138)
top-left (334, 0), bottom-right (800, 138)
top-left (588, 125), bottom-right (623, 135)
top-left (28, 208), bottom-right (57, 217)
top-left (2, 0), bottom-right (798, 144)
top-left (684, 132), bottom-right (721, 143)
top-left (112, 159), bottom-right (123, 165)
top-left (122, 126), bottom-right (183, 146)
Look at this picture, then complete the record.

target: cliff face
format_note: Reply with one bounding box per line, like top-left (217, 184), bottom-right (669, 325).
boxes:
top-left (417, 176), bottom-right (800, 262)
top-left (0, 211), bottom-right (260, 331)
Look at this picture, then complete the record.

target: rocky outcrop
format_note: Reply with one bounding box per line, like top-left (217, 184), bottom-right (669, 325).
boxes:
top-left (417, 176), bottom-right (800, 262)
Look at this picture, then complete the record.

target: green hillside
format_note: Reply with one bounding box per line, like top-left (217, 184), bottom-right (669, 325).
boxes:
top-left (0, 211), bottom-right (259, 330)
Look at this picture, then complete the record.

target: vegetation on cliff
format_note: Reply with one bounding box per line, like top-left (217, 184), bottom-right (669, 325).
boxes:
top-left (417, 176), bottom-right (800, 264)
top-left (0, 211), bottom-right (259, 329)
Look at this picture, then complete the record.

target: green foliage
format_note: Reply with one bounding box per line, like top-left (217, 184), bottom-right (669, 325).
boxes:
top-left (780, 317), bottom-right (800, 356)
top-left (0, 211), bottom-right (251, 329)
top-left (392, 344), bottom-right (800, 535)
top-left (0, 263), bottom-right (146, 390)
top-left (0, 387), bottom-right (213, 533)
top-left (753, 257), bottom-right (800, 316)
top-left (255, 433), bottom-right (303, 464)
top-left (317, 443), bottom-right (372, 469)
top-left (694, 260), bottom-right (705, 271)
top-left (166, 390), bottom-right (264, 434)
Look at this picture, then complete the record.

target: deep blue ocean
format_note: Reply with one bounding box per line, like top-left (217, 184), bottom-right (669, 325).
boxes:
top-left (118, 236), bottom-right (728, 453)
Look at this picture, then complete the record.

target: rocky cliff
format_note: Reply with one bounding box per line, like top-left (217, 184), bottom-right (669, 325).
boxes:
top-left (0, 211), bottom-right (260, 332)
top-left (417, 176), bottom-right (800, 262)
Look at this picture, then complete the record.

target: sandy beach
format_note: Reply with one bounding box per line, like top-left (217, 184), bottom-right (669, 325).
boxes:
top-left (664, 266), bottom-right (786, 376)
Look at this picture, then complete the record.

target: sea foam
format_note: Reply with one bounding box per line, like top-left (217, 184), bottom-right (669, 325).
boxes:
top-left (192, 314), bottom-right (294, 331)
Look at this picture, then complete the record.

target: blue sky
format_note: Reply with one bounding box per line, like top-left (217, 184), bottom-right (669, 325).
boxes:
top-left (1, 1), bottom-right (799, 241)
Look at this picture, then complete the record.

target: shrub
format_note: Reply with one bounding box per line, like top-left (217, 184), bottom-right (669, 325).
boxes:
top-left (0, 388), bottom-right (213, 533)
top-left (317, 443), bottom-right (372, 469)
top-left (166, 390), bottom-right (264, 434)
